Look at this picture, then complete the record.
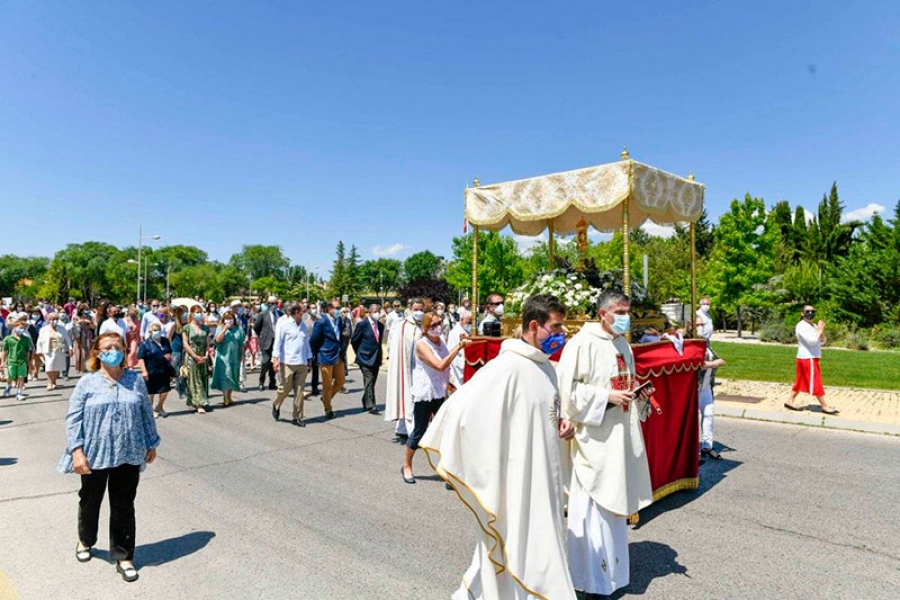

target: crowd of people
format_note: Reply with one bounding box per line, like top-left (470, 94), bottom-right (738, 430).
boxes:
top-left (0, 290), bottom-right (837, 592)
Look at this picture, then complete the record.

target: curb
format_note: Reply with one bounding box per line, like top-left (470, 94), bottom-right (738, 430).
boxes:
top-left (715, 405), bottom-right (900, 437)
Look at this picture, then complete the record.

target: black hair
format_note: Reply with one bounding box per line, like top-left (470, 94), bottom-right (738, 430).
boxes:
top-left (521, 294), bottom-right (567, 329)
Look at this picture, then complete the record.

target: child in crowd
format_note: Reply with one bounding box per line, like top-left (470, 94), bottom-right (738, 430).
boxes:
top-left (2, 319), bottom-right (35, 400)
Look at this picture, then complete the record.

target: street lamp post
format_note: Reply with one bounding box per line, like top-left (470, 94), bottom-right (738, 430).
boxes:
top-left (306, 265), bottom-right (319, 301)
top-left (136, 225), bottom-right (161, 306)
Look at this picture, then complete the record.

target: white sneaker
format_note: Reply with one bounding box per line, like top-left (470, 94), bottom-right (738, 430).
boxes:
top-left (153, 411), bottom-right (161, 419)
top-left (16, 393), bottom-right (25, 401)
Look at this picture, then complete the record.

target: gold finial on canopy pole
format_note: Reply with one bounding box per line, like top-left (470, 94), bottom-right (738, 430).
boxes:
top-left (688, 171), bottom-right (698, 338)
top-left (548, 221), bottom-right (555, 270)
top-left (621, 146), bottom-right (630, 161)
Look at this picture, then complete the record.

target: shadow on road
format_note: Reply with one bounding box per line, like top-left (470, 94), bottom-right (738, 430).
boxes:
top-left (634, 442), bottom-right (742, 530)
top-left (611, 541), bottom-right (688, 598)
top-left (0, 419), bottom-right (12, 426)
top-left (0, 457), bottom-right (18, 466)
top-left (137, 530), bottom-right (216, 567)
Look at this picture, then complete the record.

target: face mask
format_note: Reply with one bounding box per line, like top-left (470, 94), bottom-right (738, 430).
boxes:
top-left (463, 324), bottom-right (472, 334)
top-left (412, 310), bottom-right (424, 323)
top-left (49, 321), bottom-right (59, 327)
top-left (701, 305), bottom-right (710, 313)
top-left (435, 309), bottom-right (444, 316)
top-left (14, 328), bottom-right (25, 335)
top-left (540, 331), bottom-right (566, 355)
top-left (804, 311), bottom-right (816, 320)
top-left (193, 313), bottom-right (204, 322)
top-left (181, 314), bottom-right (188, 323)
top-left (370, 312), bottom-right (380, 321)
top-left (151, 330), bottom-right (162, 340)
top-left (428, 325), bottom-right (443, 337)
top-left (237, 308), bottom-right (244, 315)
top-left (493, 303), bottom-right (505, 317)
top-left (224, 319), bottom-right (235, 326)
top-left (260, 303), bottom-right (269, 312)
top-left (156, 312), bottom-right (165, 319)
top-left (611, 314), bottom-right (631, 335)
top-left (32, 315), bottom-right (41, 321)
top-left (99, 349), bottom-right (124, 366)
top-left (311, 308), bottom-right (318, 316)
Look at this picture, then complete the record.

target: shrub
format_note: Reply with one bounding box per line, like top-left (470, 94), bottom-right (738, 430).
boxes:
top-left (759, 320), bottom-right (794, 344)
top-left (845, 331), bottom-right (870, 351)
top-left (873, 326), bottom-right (900, 349)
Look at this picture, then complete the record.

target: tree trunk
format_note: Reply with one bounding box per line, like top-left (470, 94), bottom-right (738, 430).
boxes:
top-left (736, 306), bottom-right (743, 338)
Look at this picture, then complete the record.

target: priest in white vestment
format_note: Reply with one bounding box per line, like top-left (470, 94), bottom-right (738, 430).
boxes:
top-left (384, 298), bottom-right (424, 438)
top-left (557, 290), bottom-right (654, 597)
top-left (446, 312), bottom-right (472, 390)
top-left (421, 294), bottom-right (576, 600)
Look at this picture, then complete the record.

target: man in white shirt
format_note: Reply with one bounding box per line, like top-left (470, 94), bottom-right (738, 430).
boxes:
top-left (477, 293), bottom-right (504, 336)
top-left (785, 305), bottom-right (838, 414)
top-left (447, 313), bottom-right (472, 390)
top-left (99, 304), bottom-right (128, 343)
top-left (695, 297), bottom-right (713, 340)
top-left (139, 299), bottom-right (162, 340)
top-left (272, 302), bottom-right (313, 427)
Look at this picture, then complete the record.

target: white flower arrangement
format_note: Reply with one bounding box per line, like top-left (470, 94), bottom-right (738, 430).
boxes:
top-left (507, 267), bottom-right (649, 317)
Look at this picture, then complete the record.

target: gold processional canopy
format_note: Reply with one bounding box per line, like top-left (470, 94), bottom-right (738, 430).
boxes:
top-left (464, 154), bottom-right (705, 234)
top-left (464, 149), bottom-right (706, 337)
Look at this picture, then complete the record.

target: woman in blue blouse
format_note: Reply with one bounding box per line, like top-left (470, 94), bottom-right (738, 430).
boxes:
top-left (59, 331), bottom-right (160, 583)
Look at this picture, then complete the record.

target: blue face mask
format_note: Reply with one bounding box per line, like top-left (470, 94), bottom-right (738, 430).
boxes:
top-left (99, 349), bottom-right (124, 366)
top-left (611, 314), bottom-right (631, 335)
top-left (260, 303), bottom-right (269, 312)
top-left (540, 331), bottom-right (566, 355)
top-left (237, 307), bottom-right (244, 315)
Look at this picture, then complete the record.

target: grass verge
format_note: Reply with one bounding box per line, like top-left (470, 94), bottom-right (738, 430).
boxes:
top-left (713, 342), bottom-right (900, 391)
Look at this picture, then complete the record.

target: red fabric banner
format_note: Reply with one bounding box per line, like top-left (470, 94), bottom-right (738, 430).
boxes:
top-left (463, 337), bottom-right (706, 502)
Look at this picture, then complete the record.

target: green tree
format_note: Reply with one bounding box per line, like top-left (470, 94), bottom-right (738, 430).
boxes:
top-left (706, 194), bottom-right (777, 335)
top-left (446, 232), bottom-right (524, 299)
top-left (329, 241), bottom-right (349, 298)
top-left (346, 245), bottom-right (362, 299)
top-left (807, 182), bottom-right (858, 266)
top-left (0, 255), bottom-right (51, 297)
top-left (360, 259), bottom-right (402, 298)
top-left (403, 250), bottom-right (444, 283)
top-left (40, 242), bottom-right (123, 304)
top-left (229, 245), bottom-right (289, 280)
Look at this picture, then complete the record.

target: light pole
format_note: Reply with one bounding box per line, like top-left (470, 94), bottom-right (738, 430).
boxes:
top-left (306, 265), bottom-right (319, 301)
top-left (127, 259), bottom-right (139, 305)
top-left (136, 225), bottom-right (161, 306)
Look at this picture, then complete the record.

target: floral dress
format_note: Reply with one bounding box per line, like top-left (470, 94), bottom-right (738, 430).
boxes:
top-left (184, 323), bottom-right (210, 408)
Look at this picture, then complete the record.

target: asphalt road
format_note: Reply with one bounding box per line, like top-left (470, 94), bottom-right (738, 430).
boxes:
top-left (1, 367), bottom-right (899, 599)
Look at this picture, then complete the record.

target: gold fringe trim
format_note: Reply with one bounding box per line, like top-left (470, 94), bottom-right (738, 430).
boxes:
top-left (652, 477), bottom-right (699, 502)
top-left (638, 360), bottom-right (704, 378)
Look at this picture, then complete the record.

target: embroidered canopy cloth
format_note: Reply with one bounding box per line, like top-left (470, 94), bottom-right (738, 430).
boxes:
top-left (465, 160), bottom-right (705, 235)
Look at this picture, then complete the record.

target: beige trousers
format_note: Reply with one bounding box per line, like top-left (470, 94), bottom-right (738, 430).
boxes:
top-left (320, 360), bottom-right (346, 412)
top-left (273, 364), bottom-right (308, 420)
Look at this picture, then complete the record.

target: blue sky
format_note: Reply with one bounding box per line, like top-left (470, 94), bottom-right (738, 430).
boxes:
top-left (1, 1), bottom-right (897, 272)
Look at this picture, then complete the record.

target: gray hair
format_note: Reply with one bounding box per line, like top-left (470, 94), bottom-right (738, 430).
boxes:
top-left (597, 290), bottom-right (630, 312)
top-left (369, 303), bottom-right (381, 312)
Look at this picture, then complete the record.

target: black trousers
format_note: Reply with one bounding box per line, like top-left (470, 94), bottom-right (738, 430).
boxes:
top-left (258, 348), bottom-right (276, 389)
top-left (309, 357), bottom-right (319, 392)
top-left (78, 463), bottom-right (141, 561)
top-left (407, 398), bottom-right (445, 450)
top-left (359, 364), bottom-right (379, 410)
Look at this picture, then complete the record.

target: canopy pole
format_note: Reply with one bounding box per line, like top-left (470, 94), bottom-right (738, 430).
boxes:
top-left (548, 221), bottom-right (555, 270)
top-left (689, 171), bottom-right (698, 338)
top-left (471, 178), bottom-right (480, 326)
top-left (622, 146), bottom-right (632, 296)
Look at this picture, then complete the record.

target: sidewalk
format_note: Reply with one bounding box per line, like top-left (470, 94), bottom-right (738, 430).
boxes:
top-left (714, 378), bottom-right (900, 437)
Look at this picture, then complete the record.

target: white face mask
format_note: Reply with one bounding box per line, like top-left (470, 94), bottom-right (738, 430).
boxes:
top-left (463, 324), bottom-right (472, 334)
top-left (370, 312), bottom-right (381, 321)
top-left (412, 310), bottom-right (424, 323)
top-left (428, 325), bottom-right (443, 338)
top-left (701, 304), bottom-right (711, 313)
top-left (493, 303), bottom-right (505, 317)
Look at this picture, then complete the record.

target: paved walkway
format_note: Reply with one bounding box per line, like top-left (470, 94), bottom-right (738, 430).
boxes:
top-left (715, 378), bottom-right (900, 436)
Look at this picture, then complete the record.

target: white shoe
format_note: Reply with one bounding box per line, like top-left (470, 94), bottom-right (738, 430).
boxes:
top-left (153, 411), bottom-right (161, 419)
top-left (16, 393), bottom-right (25, 401)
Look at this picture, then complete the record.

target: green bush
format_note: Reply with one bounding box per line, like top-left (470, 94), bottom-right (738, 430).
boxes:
top-left (759, 320), bottom-right (794, 344)
top-left (825, 321), bottom-right (850, 345)
top-left (873, 326), bottom-right (900, 349)
top-left (845, 331), bottom-right (870, 351)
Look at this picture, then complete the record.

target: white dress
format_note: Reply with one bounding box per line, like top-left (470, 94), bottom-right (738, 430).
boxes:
top-left (37, 324), bottom-right (71, 372)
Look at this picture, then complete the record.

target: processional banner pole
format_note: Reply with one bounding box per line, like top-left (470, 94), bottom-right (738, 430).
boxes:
top-left (689, 171), bottom-right (698, 338)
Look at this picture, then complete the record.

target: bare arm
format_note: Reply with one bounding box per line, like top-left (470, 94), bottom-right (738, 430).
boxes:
top-left (415, 338), bottom-right (471, 372)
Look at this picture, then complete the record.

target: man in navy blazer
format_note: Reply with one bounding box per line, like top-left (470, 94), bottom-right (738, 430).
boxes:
top-left (310, 299), bottom-right (346, 419)
top-left (351, 303), bottom-right (384, 414)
